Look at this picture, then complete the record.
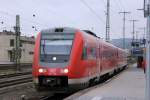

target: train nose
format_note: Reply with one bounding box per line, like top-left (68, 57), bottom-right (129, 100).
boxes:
top-left (48, 68), bottom-right (69, 75)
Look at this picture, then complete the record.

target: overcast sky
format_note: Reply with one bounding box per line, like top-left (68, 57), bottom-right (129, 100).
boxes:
top-left (0, 0), bottom-right (146, 39)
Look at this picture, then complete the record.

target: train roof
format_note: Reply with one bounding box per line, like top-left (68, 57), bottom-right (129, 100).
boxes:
top-left (41, 27), bottom-right (77, 34)
top-left (82, 30), bottom-right (97, 37)
top-left (41, 27), bottom-right (99, 38)
top-left (98, 38), bottom-right (126, 51)
top-left (40, 27), bottom-right (125, 50)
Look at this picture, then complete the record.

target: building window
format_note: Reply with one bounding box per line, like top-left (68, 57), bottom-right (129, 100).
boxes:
top-left (20, 41), bottom-right (22, 47)
top-left (29, 51), bottom-right (34, 55)
top-left (10, 39), bottom-right (14, 47)
top-left (8, 50), bottom-right (14, 62)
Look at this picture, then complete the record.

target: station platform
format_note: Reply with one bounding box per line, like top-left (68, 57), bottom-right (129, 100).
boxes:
top-left (65, 64), bottom-right (145, 100)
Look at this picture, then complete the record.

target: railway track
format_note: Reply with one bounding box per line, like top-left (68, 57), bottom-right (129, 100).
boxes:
top-left (0, 71), bottom-right (31, 78)
top-left (0, 66), bottom-right (127, 100)
top-left (0, 63), bottom-right (32, 70)
top-left (0, 72), bottom-right (32, 88)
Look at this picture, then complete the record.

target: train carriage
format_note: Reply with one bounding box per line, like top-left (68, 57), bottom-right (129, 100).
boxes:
top-left (32, 27), bottom-right (127, 92)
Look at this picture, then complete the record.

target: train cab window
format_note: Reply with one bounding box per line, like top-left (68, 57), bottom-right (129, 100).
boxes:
top-left (40, 33), bottom-right (74, 64)
top-left (82, 47), bottom-right (87, 59)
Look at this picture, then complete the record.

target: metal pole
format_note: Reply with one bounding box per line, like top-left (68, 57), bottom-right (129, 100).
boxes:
top-left (123, 13), bottom-right (125, 49)
top-left (133, 21), bottom-right (135, 41)
top-left (136, 31), bottom-right (138, 43)
top-left (106, 0), bottom-right (110, 42)
top-left (119, 11), bottom-right (130, 49)
top-left (130, 20), bottom-right (138, 45)
top-left (139, 27), bottom-right (146, 39)
top-left (146, 6), bottom-right (150, 100)
top-left (14, 15), bottom-right (21, 71)
top-left (144, 0), bottom-right (150, 99)
top-left (144, 27), bottom-right (146, 38)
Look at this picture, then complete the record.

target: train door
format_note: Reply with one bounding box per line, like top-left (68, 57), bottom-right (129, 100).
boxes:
top-left (98, 44), bottom-right (102, 77)
top-left (95, 39), bottom-right (101, 81)
top-left (97, 40), bottom-right (101, 78)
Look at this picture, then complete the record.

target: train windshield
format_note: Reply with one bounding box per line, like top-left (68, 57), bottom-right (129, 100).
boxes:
top-left (40, 33), bottom-right (74, 67)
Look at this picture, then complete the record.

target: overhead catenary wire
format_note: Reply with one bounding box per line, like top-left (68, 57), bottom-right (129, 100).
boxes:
top-left (102, 0), bottom-right (118, 14)
top-left (116, 0), bottom-right (125, 10)
top-left (114, 0), bottom-right (123, 11)
top-left (30, 0), bottom-right (78, 26)
top-left (80, 0), bottom-right (105, 24)
top-left (102, 0), bottom-right (106, 4)
top-left (119, 11), bottom-right (130, 49)
top-left (0, 0), bottom-right (124, 27)
top-left (0, 0), bottom-right (130, 39)
top-left (0, 10), bottom-right (48, 28)
top-left (101, 0), bottom-right (125, 39)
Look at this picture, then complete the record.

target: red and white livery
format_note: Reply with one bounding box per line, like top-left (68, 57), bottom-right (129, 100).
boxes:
top-left (32, 27), bottom-right (127, 92)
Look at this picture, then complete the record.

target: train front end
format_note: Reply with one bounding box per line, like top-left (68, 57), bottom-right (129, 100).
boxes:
top-left (32, 28), bottom-right (78, 92)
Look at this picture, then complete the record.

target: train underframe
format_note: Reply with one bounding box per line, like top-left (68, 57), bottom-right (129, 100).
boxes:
top-left (34, 65), bottom-right (127, 93)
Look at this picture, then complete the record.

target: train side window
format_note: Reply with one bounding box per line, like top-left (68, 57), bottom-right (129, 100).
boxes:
top-left (82, 47), bottom-right (87, 59)
top-left (117, 50), bottom-right (119, 58)
top-left (91, 48), bottom-right (96, 57)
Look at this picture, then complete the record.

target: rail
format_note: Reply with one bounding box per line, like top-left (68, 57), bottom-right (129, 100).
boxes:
top-left (0, 72), bottom-right (32, 88)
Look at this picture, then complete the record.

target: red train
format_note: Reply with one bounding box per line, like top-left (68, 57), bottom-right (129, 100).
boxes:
top-left (32, 27), bottom-right (127, 92)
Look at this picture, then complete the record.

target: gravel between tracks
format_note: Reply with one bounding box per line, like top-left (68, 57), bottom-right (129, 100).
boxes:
top-left (0, 82), bottom-right (52, 100)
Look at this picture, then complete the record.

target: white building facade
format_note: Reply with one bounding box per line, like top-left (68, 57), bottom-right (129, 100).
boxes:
top-left (0, 30), bottom-right (35, 64)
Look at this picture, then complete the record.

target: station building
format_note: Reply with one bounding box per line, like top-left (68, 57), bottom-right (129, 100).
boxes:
top-left (0, 30), bottom-right (35, 65)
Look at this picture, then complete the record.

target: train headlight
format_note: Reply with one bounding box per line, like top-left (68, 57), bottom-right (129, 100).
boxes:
top-left (63, 68), bottom-right (69, 73)
top-left (39, 68), bottom-right (46, 73)
top-left (52, 57), bottom-right (57, 61)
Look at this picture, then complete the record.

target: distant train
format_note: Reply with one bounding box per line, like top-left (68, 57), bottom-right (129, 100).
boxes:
top-left (32, 27), bottom-right (127, 93)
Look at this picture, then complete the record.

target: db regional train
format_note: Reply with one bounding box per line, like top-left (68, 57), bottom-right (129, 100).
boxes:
top-left (32, 27), bottom-right (127, 92)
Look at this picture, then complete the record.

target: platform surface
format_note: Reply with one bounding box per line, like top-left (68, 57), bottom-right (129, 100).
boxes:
top-left (72, 64), bottom-right (145, 100)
